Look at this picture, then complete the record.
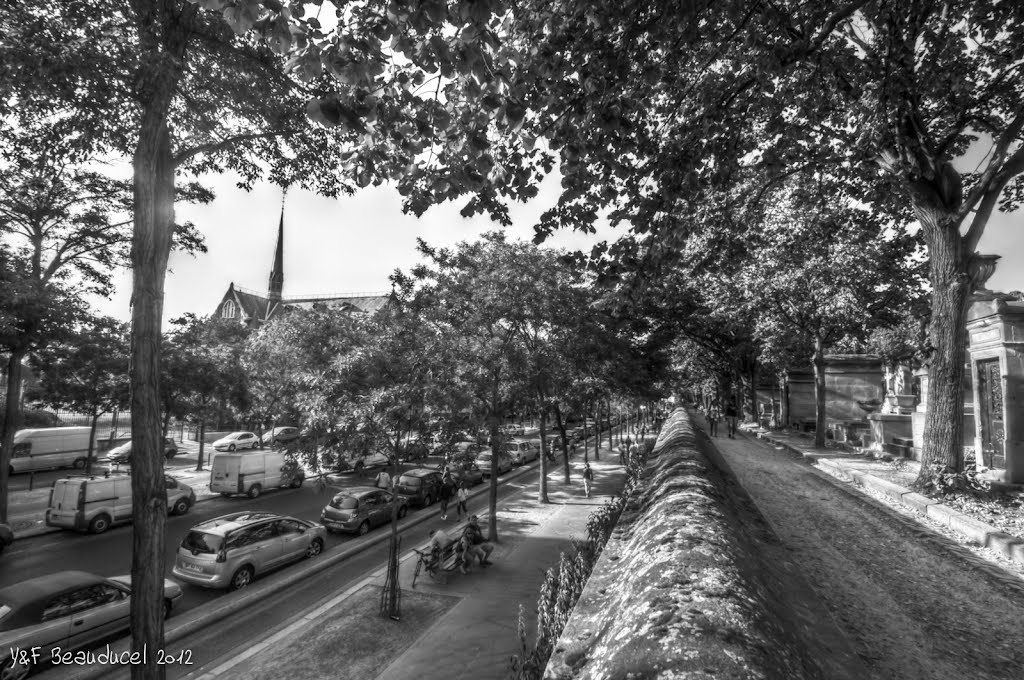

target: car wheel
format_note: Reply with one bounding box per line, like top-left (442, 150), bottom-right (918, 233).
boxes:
top-left (163, 599), bottom-right (174, 620)
top-left (73, 457), bottom-right (87, 469)
top-left (252, 441), bottom-right (259, 449)
top-left (422, 494), bottom-right (432, 507)
top-left (1, 656), bottom-right (32, 680)
top-left (353, 461), bottom-right (364, 475)
top-left (228, 565), bottom-right (254, 591)
top-left (306, 538), bottom-right (324, 558)
top-left (89, 513), bottom-right (111, 534)
top-left (247, 484), bottom-right (262, 499)
top-left (228, 444), bottom-right (236, 452)
top-left (357, 521), bottom-right (369, 536)
top-left (6, 466), bottom-right (11, 477)
top-left (398, 505), bottom-right (408, 519)
top-left (172, 498), bottom-right (190, 515)
top-left (290, 475), bottom-right (304, 489)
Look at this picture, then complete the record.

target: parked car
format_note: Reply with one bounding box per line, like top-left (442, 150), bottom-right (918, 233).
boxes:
top-left (394, 468), bottom-right (444, 507)
top-left (0, 524), bottom-right (12, 554)
top-left (320, 487), bottom-right (408, 535)
top-left (521, 426), bottom-right (540, 437)
top-left (106, 438), bottom-right (178, 464)
top-left (261, 426), bottom-right (300, 446)
top-left (501, 424), bottom-right (523, 436)
top-left (46, 472), bottom-right (196, 534)
top-left (476, 450), bottom-right (515, 477)
top-left (327, 449), bottom-right (390, 474)
top-left (451, 442), bottom-right (485, 460)
top-left (448, 461), bottom-right (484, 487)
top-left (0, 571), bottom-right (182, 678)
top-left (172, 512), bottom-right (326, 590)
top-left (505, 439), bottom-right (539, 465)
top-left (6, 427), bottom-right (98, 475)
top-left (212, 431), bottom-right (260, 452)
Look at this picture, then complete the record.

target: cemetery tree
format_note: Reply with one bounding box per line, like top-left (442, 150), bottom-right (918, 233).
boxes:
top-left (29, 317), bottom-right (131, 475)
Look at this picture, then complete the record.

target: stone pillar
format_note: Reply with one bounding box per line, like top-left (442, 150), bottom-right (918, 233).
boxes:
top-left (966, 295), bottom-right (1024, 483)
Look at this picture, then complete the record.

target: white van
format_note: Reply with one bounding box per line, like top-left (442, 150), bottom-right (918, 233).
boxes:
top-left (45, 472), bottom-right (196, 534)
top-left (8, 427), bottom-right (98, 475)
top-left (210, 451), bottom-right (305, 499)
top-left (504, 439), bottom-right (539, 465)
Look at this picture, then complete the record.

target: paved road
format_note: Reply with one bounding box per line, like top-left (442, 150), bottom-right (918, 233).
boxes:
top-left (712, 432), bottom-right (1024, 680)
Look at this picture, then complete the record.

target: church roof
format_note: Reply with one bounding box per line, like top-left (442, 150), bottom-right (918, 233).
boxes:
top-left (224, 285), bottom-right (389, 324)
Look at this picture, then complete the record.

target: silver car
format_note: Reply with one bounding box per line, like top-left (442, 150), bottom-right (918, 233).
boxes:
top-left (172, 512), bottom-right (326, 591)
top-left (0, 571), bottom-right (182, 679)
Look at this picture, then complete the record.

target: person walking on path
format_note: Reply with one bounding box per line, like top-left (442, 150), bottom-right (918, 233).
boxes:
top-left (438, 475), bottom-right (455, 520)
top-left (583, 463), bottom-right (594, 498)
top-left (725, 401), bottom-right (738, 438)
top-left (455, 480), bottom-right (469, 519)
top-left (707, 404), bottom-right (720, 437)
top-left (374, 468), bottom-right (391, 490)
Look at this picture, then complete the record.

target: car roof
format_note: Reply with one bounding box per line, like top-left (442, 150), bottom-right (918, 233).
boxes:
top-left (402, 468), bottom-right (437, 477)
top-left (0, 571), bottom-right (107, 629)
top-left (334, 486), bottom-right (379, 498)
top-left (189, 512), bottom-right (281, 535)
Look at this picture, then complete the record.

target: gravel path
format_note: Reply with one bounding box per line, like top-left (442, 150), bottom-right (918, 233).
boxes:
top-left (712, 432), bottom-right (1024, 680)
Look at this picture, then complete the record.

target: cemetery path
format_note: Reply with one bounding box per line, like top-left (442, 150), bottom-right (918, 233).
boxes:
top-left (713, 432), bottom-right (1024, 680)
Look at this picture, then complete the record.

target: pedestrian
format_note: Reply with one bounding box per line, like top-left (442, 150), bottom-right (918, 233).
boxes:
top-left (708, 403), bottom-right (720, 437)
top-left (439, 474), bottom-right (455, 520)
top-left (582, 463), bottom-right (594, 498)
top-left (725, 400), bottom-right (738, 438)
top-left (456, 480), bottom-right (469, 519)
top-left (374, 468), bottom-right (391, 490)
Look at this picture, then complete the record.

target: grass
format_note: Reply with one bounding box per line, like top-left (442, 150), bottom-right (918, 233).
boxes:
top-left (227, 585), bottom-right (459, 680)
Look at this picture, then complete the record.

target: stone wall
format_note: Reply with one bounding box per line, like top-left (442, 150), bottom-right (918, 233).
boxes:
top-left (544, 410), bottom-right (860, 680)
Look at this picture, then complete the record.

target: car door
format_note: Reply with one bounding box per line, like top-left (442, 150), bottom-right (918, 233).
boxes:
top-left (29, 594), bottom-right (74, 658)
top-left (240, 523), bottom-right (283, 572)
top-left (63, 583), bottom-right (130, 650)
top-left (274, 519), bottom-right (308, 563)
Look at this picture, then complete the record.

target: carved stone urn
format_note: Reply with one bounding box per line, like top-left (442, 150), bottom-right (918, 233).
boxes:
top-left (968, 254), bottom-right (1001, 292)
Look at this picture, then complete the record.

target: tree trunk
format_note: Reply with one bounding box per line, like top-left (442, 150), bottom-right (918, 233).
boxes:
top-left (129, 114), bottom-right (177, 680)
top-left (917, 218), bottom-right (972, 480)
top-left (487, 404), bottom-right (500, 543)
top-left (781, 373), bottom-right (790, 429)
top-left (196, 418), bottom-right (206, 471)
top-left (605, 400), bottom-right (613, 452)
top-left (593, 404), bottom-right (600, 461)
top-left (748, 364), bottom-right (758, 424)
top-left (812, 335), bottom-right (826, 448)
top-left (0, 350), bottom-right (27, 523)
top-left (552, 403), bottom-right (571, 484)
top-left (86, 412), bottom-right (100, 475)
top-left (538, 406), bottom-right (549, 504)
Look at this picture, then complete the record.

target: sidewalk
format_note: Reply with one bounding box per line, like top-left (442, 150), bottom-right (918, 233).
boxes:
top-left (185, 449), bottom-right (631, 680)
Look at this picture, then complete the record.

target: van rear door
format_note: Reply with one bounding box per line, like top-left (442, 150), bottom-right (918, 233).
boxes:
top-left (47, 480), bottom-right (84, 527)
top-left (211, 455), bottom-right (242, 494)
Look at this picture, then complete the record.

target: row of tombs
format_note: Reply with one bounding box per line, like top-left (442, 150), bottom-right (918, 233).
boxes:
top-left (753, 293), bottom-right (1024, 484)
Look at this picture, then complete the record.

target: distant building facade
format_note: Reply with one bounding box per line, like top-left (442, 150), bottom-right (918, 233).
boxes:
top-left (215, 211), bottom-right (389, 327)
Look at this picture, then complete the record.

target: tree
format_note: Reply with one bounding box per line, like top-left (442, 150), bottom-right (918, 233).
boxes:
top-left (29, 317), bottom-right (131, 474)
top-left (3, 2), bottom-right (362, 670)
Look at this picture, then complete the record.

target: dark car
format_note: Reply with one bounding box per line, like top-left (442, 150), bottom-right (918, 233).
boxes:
top-left (0, 571), bottom-right (182, 677)
top-left (448, 461), bottom-right (484, 487)
top-left (320, 487), bottom-right (409, 535)
top-left (107, 438), bottom-right (178, 464)
top-left (394, 468), bottom-right (444, 507)
top-left (261, 426), bottom-right (300, 446)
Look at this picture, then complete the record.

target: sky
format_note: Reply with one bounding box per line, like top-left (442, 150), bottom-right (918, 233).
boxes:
top-left (89, 171), bottom-right (1024, 324)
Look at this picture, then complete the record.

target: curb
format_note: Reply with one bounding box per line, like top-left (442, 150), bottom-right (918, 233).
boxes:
top-left (56, 459), bottom-right (548, 680)
top-left (755, 431), bottom-right (1024, 568)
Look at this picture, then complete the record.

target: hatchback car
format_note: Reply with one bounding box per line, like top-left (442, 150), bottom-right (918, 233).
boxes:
top-left (261, 426), bottom-right (300, 446)
top-left (212, 431), bottom-right (260, 452)
top-left (106, 438), bottom-right (178, 464)
top-left (394, 469), bottom-right (443, 507)
top-left (0, 571), bottom-right (182, 678)
top-left (476, 450), bottom-right (515, 477)
top-left (320, 487), bottom-right (408, 535)
top-left (172, 512), bottom-right (326, 590)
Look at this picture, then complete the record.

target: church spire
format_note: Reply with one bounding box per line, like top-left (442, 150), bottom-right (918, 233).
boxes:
top-left (268, 204), bottom-right (284, 303)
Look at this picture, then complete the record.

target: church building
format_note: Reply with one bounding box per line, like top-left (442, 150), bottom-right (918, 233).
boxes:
top-left (215, 211), bottom-right (390, 327)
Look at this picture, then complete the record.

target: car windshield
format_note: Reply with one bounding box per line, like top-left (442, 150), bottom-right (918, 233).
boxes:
top-left (503, 444), bottom-right (519, 453)
top-left (331, 496), bottom-right (359, 510)
top-left (478, 453), bottom-right (492, 461)
top-left (181, 530), bottom-right (223, 555)
top-left (398, 475), bottom-right (422, 487)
